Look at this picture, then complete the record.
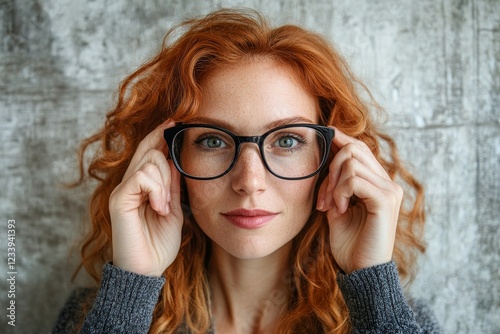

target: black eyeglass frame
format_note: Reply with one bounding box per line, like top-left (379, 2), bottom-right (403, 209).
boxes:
top-left (163, 123), bottom-right (335, 181)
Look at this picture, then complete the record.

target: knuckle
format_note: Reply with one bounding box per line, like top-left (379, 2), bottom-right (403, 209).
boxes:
top-left (393, 183), bottom-right (404, 199)
top-left (344, 142), bottom-right (357, 154)
top-left (344, 158), bottom-right (358, 175)
top-left (140, 162), bottom-right (158, 175)
top-left (134, 169), bottom-right (147, 180)
top-left (385, 182), bottom-right (403, 204)
top-left (137, 134), bottom-right (152, 150)
top-left (345, 141), bottom-right (369, 157)
top-left (345, 175), bottom-right (357, 189)
top-left (133, 169), bottom-right (155, 188)
top-left (356, 140), bottom-right (370, 151)
top-left (149, 148), bottom-right (166, 162)
top-left (134, 142), bottom-right (148, 158)
top-left (109, 183), bottom-right (128, 209)
top-left (394, 181), bottom-right (403, 193)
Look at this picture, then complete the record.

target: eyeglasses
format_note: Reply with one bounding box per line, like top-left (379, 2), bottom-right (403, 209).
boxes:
top-left (164, 123), bottom-right (334, 180)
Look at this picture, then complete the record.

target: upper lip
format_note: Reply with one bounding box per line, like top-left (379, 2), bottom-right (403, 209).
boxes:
top-left (222, 208), bottom-right (277, 216)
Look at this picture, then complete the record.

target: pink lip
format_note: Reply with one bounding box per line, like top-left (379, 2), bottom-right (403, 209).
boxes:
top-left (221, 209), bottom-right (278, 229)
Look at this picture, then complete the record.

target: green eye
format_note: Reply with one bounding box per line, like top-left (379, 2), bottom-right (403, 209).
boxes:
top-left (206, 137), bottom-right (222, 148)
top-left (199, 136), bottom-right (226, 149)
top-left (278, 137), bottom-right (295, 148)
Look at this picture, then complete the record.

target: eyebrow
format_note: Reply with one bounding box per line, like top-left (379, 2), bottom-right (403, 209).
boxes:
top-left (186, 116), bottom-right (316, 132)
top-left (266, 117), bottom-right (315, 129)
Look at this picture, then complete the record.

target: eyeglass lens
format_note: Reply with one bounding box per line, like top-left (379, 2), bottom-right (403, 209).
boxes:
top-left (170, 126), bottom-right (326, 179)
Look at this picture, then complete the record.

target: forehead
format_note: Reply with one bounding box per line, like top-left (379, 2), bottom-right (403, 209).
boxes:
top-left (196, 57), bottom-right (319, 132)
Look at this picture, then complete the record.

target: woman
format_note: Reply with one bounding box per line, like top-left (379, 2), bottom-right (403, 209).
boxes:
top-left (54, 8), bottom-right (440, 334)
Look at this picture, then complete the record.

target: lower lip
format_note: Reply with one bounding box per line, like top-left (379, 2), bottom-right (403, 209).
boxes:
top-left (222, 214), bottom-right (277, 229)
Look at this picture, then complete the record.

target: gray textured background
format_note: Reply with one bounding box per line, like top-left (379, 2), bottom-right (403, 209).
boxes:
top-left (0, 0), bottom-right (498, 333)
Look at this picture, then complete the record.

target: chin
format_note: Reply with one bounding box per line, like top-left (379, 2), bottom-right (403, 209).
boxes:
top-left (214, 237), bottom-right (292, 260)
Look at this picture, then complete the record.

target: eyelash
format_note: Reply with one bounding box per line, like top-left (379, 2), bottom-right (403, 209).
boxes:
top-left (274, 133), bottom-right (307, 152)
top-left (194, 134), bottom-right (227, 152)
top-left (193, 131), bottom-right (308, 153)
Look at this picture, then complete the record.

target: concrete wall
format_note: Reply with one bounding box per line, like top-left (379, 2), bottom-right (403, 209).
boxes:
top-left (0, 0), bottom-right (498, 333)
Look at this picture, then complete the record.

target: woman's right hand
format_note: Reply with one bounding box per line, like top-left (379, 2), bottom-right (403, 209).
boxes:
top-left (109, 120), bottom-right (184, 277)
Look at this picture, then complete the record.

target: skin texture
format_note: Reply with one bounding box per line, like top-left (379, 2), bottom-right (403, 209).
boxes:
top-left (184, 59), bottom-right (320, 332)
top-left (185, 58), bottom-right (319, 261)
top-left (316, 129), bottom-right (403, 274)
top-left (109, 119), bottom-right (184, 277)
top-left (108, 57), bottom-right (403, 333)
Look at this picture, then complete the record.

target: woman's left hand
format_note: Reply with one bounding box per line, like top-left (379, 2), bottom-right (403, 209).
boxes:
top-left (316, 127), bottom-right (403, 274)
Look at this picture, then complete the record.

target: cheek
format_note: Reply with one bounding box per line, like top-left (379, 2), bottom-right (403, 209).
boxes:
top-left (281, 178), bottom-right (317, 214)
top-left (185, 179), bottom-right (224, 214)
top-left (184, 176), bottom-right (318, 218)
top-left (295, 177), bottom-right (317, 202)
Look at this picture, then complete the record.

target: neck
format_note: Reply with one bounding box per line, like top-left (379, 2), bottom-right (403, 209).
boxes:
top-left (208, 242), bottom-right (292, 334)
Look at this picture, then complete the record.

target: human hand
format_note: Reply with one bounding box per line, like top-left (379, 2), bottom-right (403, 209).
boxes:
top-left (316, 127), bottom-right (403, 274)
top-left (109, 120), bottom-right (183, 277)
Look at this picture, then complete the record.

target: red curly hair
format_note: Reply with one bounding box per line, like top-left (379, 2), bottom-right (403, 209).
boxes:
top-left (74, 8), bottom-right (426, 333)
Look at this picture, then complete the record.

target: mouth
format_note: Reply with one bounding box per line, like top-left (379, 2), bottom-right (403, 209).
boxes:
top-left (221, 209), bottom-right (278, 229)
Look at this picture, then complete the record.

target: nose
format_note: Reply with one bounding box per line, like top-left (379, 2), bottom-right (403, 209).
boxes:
top-left (230, 143), bottom-right (268, 195)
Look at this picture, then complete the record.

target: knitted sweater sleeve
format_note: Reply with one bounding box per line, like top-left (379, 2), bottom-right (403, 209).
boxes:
top-left (337, 261), bottom-right (441, 333)
top-left (54, 262), bottom-right (439, 333)
top-left (52, 262), bottom-right (165, 334)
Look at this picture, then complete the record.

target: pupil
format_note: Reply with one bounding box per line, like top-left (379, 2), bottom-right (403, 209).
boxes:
top-left (208, 137), bottom-right (221, 148)
top-left (279, 137), bottom-right (293, 147)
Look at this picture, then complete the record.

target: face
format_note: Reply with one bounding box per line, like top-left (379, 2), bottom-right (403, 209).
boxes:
top-left (184, 57), bottom-right (320, 260)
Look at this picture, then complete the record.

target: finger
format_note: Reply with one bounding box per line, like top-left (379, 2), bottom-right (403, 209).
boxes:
top-left (332, 126), bottom-right (368, 148)
top-left (167, 159), bottom-right (182, 216)
top-left (137, 119), bottom-right (175, 155)
top-left (333, 175), bottom-right (399, 215)
top-left (333, 176), bottom-right (373, 215)
top-left (316, 177), bottom-right (329, 211)
top-left (321, 158), bottom-right (389, 213)
top-left (332, 128), bottom-right (387, 177)
top-left (316, 175), bottom-right (340, 214)
top-left (327, 128), bottom-right (389, 193)
top-left (126, 149), bottom-right (173, 202)
top-left (335, 158), bottom-right (394, 201)
top-left (141, 161), bottom-right (170, 211)
top-left (138, 165), bottom-right (169, 216)
top-left (124, 120), bottom-right (175, 180)
top-left (112, 168), bottom-right (169, 217)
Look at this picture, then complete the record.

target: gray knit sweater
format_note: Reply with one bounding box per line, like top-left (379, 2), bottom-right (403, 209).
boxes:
top-left (52, 261), bottom-right (440, 333)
